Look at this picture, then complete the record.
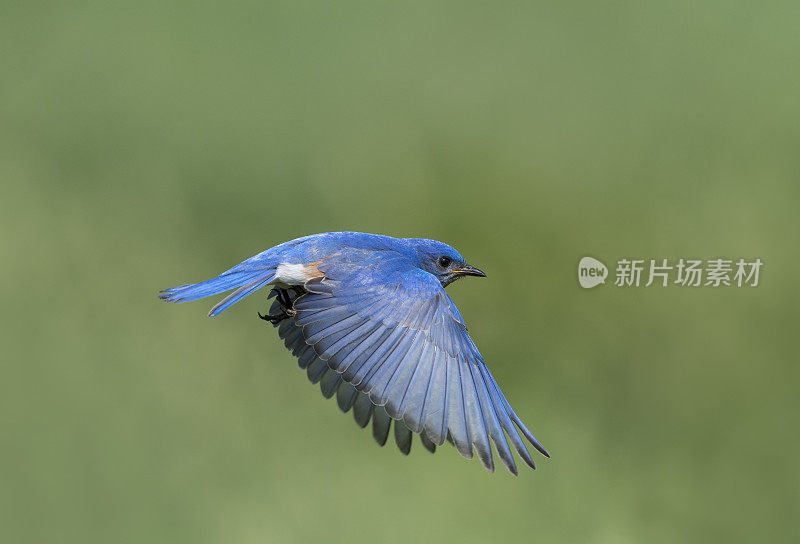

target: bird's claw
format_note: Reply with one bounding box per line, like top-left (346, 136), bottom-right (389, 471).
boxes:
top-left (260, 288), bottom-right (297, 323)
top-left (258, 310), bottom-right (291, 324)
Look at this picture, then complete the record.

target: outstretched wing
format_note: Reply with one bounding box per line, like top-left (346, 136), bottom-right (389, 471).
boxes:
top-left (292, 249), bottom-right (548, 474)
top-left (269, 290), bottom-right (437, 456)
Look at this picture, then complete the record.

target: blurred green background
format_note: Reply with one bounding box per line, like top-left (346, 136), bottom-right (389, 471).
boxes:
top-left (2, 1), bottom-right (799, 543)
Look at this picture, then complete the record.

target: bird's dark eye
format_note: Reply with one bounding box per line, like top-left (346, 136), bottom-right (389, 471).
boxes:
top-left (438, 256), bottom-right (452, 268)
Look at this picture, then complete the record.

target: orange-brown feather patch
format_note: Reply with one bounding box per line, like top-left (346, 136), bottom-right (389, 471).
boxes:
top-left (303, 260), bottom-right (324, 280)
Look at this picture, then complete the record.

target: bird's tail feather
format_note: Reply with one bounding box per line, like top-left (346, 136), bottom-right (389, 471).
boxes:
top-left (159, 268), bottom-right (276, 317)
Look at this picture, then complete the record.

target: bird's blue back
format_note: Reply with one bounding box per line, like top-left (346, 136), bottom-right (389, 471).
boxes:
top-left (227, 231), bottom-right (462, 277)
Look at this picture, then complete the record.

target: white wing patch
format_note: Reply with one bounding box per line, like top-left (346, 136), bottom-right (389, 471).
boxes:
top-left (275, 263), bottom-right (315, 286)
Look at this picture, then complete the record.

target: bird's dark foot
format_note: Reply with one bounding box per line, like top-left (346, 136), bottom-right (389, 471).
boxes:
top-left (258, 310), bottom-right (291, 324)
top-left (275, 288), bottom-right (294, 311)
top-left (259, 288), bottom-right (297, 323)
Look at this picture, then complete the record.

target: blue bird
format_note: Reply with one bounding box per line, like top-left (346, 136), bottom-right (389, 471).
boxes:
top-left (159, 232), bottom-right (548, 474)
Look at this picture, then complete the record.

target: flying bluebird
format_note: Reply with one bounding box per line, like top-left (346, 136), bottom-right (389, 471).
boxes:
top-left (159, 232), bottom-right (548, 474)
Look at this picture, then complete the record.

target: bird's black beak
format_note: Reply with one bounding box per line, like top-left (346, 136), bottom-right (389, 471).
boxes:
top-left (456, 265), bottom-right (486, 278)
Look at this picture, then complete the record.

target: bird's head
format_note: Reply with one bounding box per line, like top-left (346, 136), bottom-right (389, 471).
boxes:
top-left (404, 238), bottom-right (486, 287)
